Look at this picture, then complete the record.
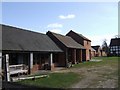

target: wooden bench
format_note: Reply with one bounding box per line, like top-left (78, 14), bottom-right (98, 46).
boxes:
top-left (9, 64), bottom-right (28, 75)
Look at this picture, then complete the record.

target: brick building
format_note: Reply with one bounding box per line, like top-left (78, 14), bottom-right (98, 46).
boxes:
top-left (92, 45), bottom-right (102, 57)
top-left (66, 30), bottom-right (91, 61)
top-left (47, 31), bottom-right (85, 67)
top-left (1, 24), bottom-right (62, 76)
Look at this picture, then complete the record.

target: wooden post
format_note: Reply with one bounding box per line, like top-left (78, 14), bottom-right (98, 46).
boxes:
top-left (80, 49), bottom-right (82, 62)
top-left (66, 49), bottom-right (68, 67)
top-left (6, 54), bottom-right (10, 82)
top-left (0, 52), bottom-right (2, 74)
top-left (50, 53), bottom-right (53, 70)
top-left (76, 49), bottom-right (81, 63)
top-left (50, 53), bottom-right (53, 66)
top-left (30, 53), bottom-right (33, 69)
top-left (0, 52), bottom-right (2, 84)
top-left (73, 49), bottom-right (76, 64)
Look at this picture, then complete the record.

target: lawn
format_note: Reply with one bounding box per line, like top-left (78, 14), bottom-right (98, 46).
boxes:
top-left (17, 72), bottom-right (80, 88)
top-left (72, 56), bottom-right (119, 68)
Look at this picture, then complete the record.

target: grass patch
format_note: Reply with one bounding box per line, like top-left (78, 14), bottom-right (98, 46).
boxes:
top-left (72, 56), bottom-right (119, 68)
top-left (17, 72), bottom-right (80, 88)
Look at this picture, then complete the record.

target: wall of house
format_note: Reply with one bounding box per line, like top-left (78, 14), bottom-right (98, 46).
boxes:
top-left (47, 32), bottom-right (79, 67)
top-left (6, 53), bottom-right (29, 66)
top-left (82, 49), bottom-right (86, 61)
top-left (31, 53), bottom-right (50, 73)
top-left (67, 31), bottom-right (92, 61)
top-left (101, 51), bottom-right (107, 56)
top-left (91, 51), bottom-right (96, 57)
top-left (53, 53), bottom-right (66, 67)
top-left (72, 49), bottom-right (76, 64)
top-left (109, 46), bottom-right (120, 56)
top-left (84, 40), bottom-right (91, 60)
top-left (76, 49), bottom-right (82, 63)
top-left (95, 48), bottom-right (102, 57)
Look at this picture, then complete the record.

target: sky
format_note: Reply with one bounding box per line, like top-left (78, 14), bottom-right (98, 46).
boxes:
top-left (1, 2), bottom-right (118, 46)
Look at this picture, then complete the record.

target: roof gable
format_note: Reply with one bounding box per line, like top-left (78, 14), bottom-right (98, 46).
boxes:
top-left (91, 47), bottom-right (96, 51)
top-left (66, 30), bottom-right (91, 41)
top-left (91, 45), bottom-right (101, 51)
top-left (110, 38), bottom-right (120, 46)
top-left (47, 31), bottom-right (85, 49)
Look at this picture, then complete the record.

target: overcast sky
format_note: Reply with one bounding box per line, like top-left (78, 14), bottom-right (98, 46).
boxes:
top-left (1, 2), bottom-right (118, 46)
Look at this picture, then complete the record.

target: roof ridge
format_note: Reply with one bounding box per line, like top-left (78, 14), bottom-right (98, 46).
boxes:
top-left (1, 24), bottom-right (45, 35)
top-left (69, 30), bottom-right (91, 41)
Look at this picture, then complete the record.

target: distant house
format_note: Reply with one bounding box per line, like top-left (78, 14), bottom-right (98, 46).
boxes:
top-left (66, 30), bottom-right (91, 61)
top-left (101, 50), bottom-right (107, 56)
top-left (47, 31), bottom-right (85, 67)
top-left (91, 47), bottom-right (96, 57)
top-left (109, 38), bottom-right (120, 56)
top-left (92, 45), bottom-right (102, 57)
top-left (1, 24), bottom-right (62, 75)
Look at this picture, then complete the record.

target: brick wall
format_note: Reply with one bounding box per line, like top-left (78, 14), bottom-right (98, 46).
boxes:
top-left (84, 40), bottom-right (91, 60)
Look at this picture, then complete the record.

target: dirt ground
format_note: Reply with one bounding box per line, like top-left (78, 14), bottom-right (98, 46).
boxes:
top-left (53, 60), bottom-right (118, 88)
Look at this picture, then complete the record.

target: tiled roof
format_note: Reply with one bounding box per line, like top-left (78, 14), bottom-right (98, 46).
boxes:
top-left (1, 24), bottom-right (62, 52)
top-left (110, 38), bottom-right (120, 46)
top-left (47, 31), bottom-right (85, 49)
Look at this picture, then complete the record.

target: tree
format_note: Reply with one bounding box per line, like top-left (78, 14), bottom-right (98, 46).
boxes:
top-left (102, 39), bottom-right (109, 56)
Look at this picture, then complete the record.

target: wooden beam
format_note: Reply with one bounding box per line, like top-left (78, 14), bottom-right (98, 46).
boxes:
top-left (73, 49), bottom-right (76, 64)
top-left (49, 53), bottom-right (53, 70)
top-left (30, 53), bottom-right (33, 69)
top-left (65, 49), bottom-right (68, 67)
top-left (6, 54), bottom-right (10, 81)
top-left (0, 52), bottom-right (2, 73)
top-left (50, 53), bottom-right (53, 66)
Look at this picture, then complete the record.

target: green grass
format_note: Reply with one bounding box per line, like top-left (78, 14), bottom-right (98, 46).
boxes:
top-left (72, 56), bottom-right (119, 68)
top-left (17, 72), bottom-right (80, 88)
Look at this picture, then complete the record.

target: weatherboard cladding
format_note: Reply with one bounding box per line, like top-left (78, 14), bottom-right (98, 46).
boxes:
top-left (1, 24), bottom-right (62, 52)
top-left (47, 31), bottom-right (85, 49)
